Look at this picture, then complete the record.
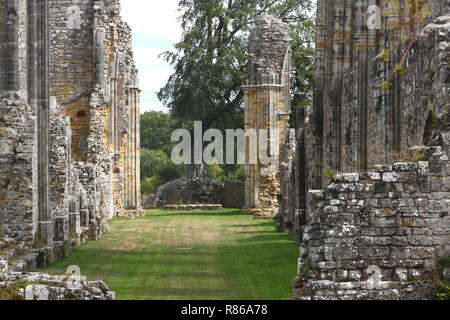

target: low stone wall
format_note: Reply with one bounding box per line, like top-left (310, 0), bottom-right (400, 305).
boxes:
top-left (0, 271), bottom-right (115, 300)
top-left (295, 280), bottom-right (439, 300)
top-left (164, 204), bottom-right (223, 211)
top-left (157, 176), bottom-right (224, 207)
top-left (142, 194), bottom-right (157, 209)
top-left (294, 146), bottom-right (449, 300)
top-left (145, 180), bottom-right (244, 210)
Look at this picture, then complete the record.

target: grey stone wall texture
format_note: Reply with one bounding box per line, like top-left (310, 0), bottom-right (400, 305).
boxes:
top-left (0, 0), bottom-right (142, 300)
top-left (277, 0), bottom-right (450, 300)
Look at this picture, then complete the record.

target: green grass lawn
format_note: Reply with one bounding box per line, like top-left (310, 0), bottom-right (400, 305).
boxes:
top-left (40, 209), bottom-right (300, 300)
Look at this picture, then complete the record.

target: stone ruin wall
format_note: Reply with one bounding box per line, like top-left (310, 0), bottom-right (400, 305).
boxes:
top-left (295, 147), bottom-right (449, 300)
top-left (268, 1), bottom-right (450, 299)
top-left (243, 14), bottom-right (292, 218)
top-left (310, 0), bottom-right (449, 187)
top-left (274, 0), bottom-right (449, 299)
top-left (0, 0), bottom-right (141, 298)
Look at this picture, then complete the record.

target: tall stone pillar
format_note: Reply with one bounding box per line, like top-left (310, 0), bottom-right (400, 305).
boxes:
top-left (0, 0), bottom-right (36, 247)
top-left (295, 106), bottom-right (307, 243)
top-left (242, 14), bottom-right (291, 218)
top-left (124, 83), bottom-right (142, 215)
top-left (28, 0), bottom-right (52, 247)
top-left (1, 0), bottom-right (27, 100)
top-left (0, 0), bottom-right (51, 247)
top-left (109, 52), bottom-right (122, 216)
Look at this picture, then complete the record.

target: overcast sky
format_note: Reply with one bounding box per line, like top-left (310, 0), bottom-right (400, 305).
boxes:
top-left (122, 0), bottom-right (181, 113)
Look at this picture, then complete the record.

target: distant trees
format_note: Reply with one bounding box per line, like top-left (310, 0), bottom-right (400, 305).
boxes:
top-left (141, 0), bottom-right (316, 191)
top-left (140, 112), bottom-right (184, 194)
top-left (140, 111), bottom-right (178, 156)
top-left (158, 0), bottom-right (315, 130)
top-left (141, 148), bottom-right (184, 195)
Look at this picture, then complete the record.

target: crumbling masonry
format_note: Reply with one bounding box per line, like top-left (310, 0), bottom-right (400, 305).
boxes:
top-left (288, 0), bottom-right (450, 299)
top-left (0, 0), bottom-right (142, 278)
top-left (243, 14), bottom-right (292, 218)
top-left (258, 0), bottom-right (450, 299)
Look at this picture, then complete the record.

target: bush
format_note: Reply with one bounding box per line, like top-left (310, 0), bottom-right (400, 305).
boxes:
top-left (206, 163), bottom-right (246, 184)
top-left (437, 286), bottom-right (450, 300)
top-left (141, 176), bottom-right (165, 195)
top-left (435, 256), bottom-right (450, 300)
top-left (140, 148), bottom-right (184, 195)
top-left (227, 164), bottom-right (246, 183)
top-left (206, 163), bottom-right (226, 184)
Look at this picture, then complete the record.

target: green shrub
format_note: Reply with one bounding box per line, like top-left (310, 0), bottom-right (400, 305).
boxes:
top-left (322, 170), bottom-right (336, 181)
top-left (140, 148), bottom-right (184, 195)
top-left (227, 164), bottom-right (246, 183)
top-left (437, 286), bottom-right (450, 300)
top-left (435, 256), bottom-right (450, 300)
top-left (141, 149), bottom-right (182, 180)
top-left (207, 163), bottom-right (227, 184)
top-left (141, 177), bottom-right (162, 195)
top-left (0, 228), bottom-right (5, 241)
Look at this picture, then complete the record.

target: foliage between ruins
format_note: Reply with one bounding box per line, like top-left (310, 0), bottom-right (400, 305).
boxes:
top-left (435, 256), bottom-right (450, 300)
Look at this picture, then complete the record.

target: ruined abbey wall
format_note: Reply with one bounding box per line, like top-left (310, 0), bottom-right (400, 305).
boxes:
top-left (283, 0), bottom-right (450, 300)
top-left (0, 0), bottom-right (142, 272)
top-left (310, 0), bottom-right (449, 188)
top-left (295, 146), bottom-right (449, 300)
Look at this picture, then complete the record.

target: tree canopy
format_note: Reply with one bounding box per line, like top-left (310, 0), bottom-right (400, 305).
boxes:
top-left (158, 0), bottom-right (315, 131)
top-left (140, 111), bottom-right (178, 157)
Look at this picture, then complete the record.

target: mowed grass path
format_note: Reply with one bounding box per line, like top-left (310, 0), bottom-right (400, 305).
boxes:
top-left (40, 209), bottom-right (300, 300)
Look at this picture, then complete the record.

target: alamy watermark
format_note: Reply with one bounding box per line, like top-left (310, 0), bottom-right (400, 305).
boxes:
top-left (367, 265), bottom-right (381, 290)
top-left (171, 121), bottom-right (281, 176)
top-left (367, 5), bottom-right (382, 30)
top-left (66, 265), bottom-right (82, 290)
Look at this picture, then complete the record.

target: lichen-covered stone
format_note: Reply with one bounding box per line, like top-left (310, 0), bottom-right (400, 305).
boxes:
top-left (0, 271), bottom-right (114, 300)
top-left (0, 0), bottom-right (141, 299)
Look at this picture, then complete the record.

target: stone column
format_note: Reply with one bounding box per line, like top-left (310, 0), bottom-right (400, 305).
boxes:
top-left (28, 0), bottom-right (52, 247)
top-left (124, 84), bottom-right (141, 213)
top-left (0, 0), bottom-right (36, 247)
top-left (295, 107), bottom-right (307, 243)
top-left (135, 86), bottom-right (141, 211)
top-left (242, 15), bottom-right (291, 218)
top-left (1, 0), bottom-right (18, 98)
top-left (109, 52), bottom-right (122, 215)
top-left (1, 0), bottom-right (28, 100)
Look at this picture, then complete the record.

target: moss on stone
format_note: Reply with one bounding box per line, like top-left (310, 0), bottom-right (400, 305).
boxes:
top-left (433, 256), bottom-right (450, 300)
top-left (64, 291), bottom-right (78, 300)
top-left (0, 280), bottom-right (32, 300)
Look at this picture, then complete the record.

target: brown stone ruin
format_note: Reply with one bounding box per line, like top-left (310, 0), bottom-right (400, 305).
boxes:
top-left (0, 0), bottom-right (448, 301)
top-left (285, 0), bottom-right (449, 299)
top-left (243, 1), bottom-right (449, 300)
top-left (0, 0), bottom-right (142, 295)
top-left (242, 14), bottom-right (292, 219)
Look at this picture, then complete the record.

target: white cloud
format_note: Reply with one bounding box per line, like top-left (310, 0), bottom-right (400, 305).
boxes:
top-left (121, 0), bottom-right (182, 113)
top-left (122, 0), bottom-right (181, 43)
